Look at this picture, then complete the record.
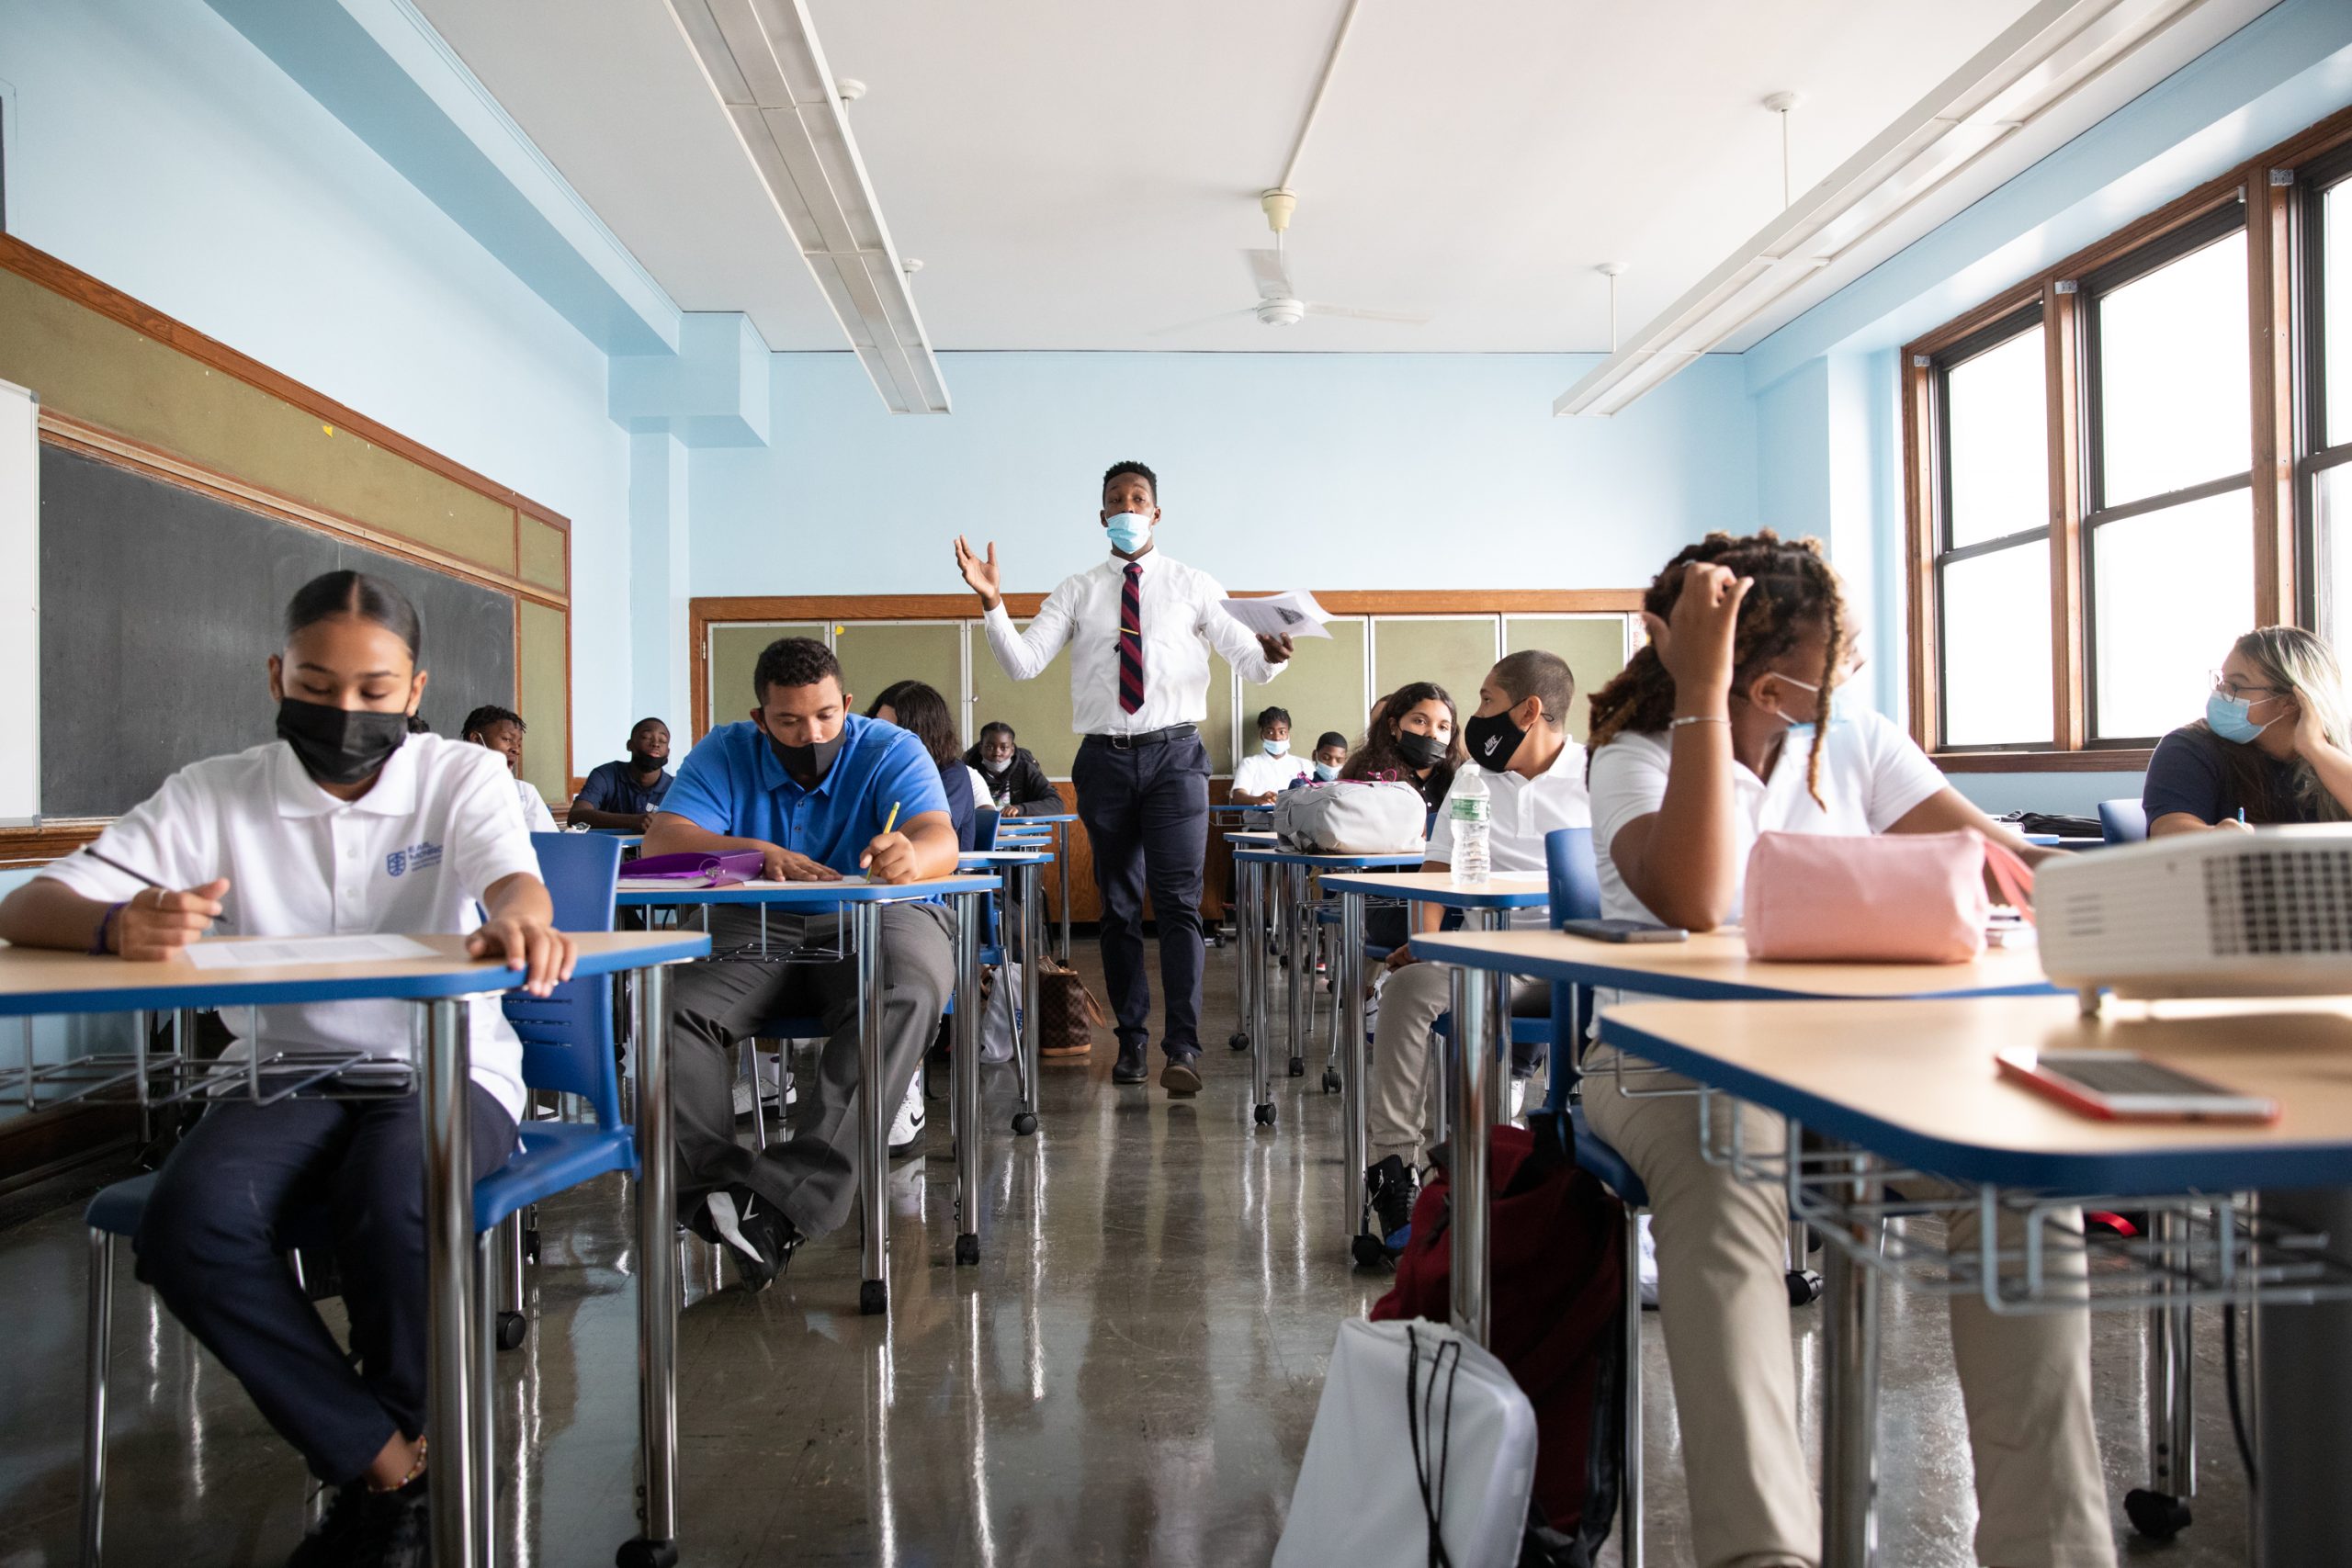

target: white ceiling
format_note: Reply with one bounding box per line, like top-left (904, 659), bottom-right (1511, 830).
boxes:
top-left (413, 0), bottom-right (2230, 355)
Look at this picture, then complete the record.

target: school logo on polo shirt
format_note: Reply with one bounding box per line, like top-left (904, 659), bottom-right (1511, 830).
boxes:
top-left (387, 840), bottom-right (445, 878)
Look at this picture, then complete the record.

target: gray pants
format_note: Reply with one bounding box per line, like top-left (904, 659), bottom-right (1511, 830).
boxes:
top-left (1368, 961), bottom-right (1548, 1168)
top-left (670, 902), bottom-right (954, 1239)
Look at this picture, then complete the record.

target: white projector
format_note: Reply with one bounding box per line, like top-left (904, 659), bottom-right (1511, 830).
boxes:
top-left (2037, 826), bottom-right (2352, 1003)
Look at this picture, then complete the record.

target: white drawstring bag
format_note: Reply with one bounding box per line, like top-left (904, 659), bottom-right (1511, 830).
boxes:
top-left (979, 960), bottom-right (1021, 1064)
top-left (1274, 1318), bottom-right (1537, 1568)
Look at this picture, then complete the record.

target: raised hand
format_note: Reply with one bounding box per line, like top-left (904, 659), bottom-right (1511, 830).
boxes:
top-left (113, 878), bottom-right (232, 961)
top-left (953, 536), bottom-right (1002, 611)
top-left (1257, 632), bottom-right (1295, 665)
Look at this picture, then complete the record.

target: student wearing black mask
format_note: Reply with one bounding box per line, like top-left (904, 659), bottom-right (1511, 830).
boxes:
top-left (569, 717), bottom-right (674, 831)
top-left (642, 637), bottom-right (957, 1290)
top-left (0, 570), bottom-right (570, 1566)
top-left (1340, 680), bottom-right (1464, 812)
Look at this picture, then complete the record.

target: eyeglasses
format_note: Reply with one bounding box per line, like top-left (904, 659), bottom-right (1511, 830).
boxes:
top-left (2211, 671), bottom-right (2285, 701)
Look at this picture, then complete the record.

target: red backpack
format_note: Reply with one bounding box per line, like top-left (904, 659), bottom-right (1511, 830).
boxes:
top-left (1370, 1120), bottom-right (1626, 1562)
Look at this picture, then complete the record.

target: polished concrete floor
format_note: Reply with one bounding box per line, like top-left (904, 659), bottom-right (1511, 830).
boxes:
top-left (0, 935), bottom-right (2259, 1566)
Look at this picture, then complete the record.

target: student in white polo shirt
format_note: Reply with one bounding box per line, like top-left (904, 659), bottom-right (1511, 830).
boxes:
top-left (1361, 649), bottom-right (1589, 1247)
top-left (0, 570), bottom-right (572, 1568)
top-left (1581, 531), bottom-right (2105, 1568)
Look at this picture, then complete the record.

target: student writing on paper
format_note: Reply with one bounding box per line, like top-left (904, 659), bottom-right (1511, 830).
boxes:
top-left (965, 721), bottom-right (1059, 817)
top-left (461, 703), bottom-right (559, 833)
top-left (569, 716), bottom-right (673, 830)
top-left (1360, 652), bottom-right (1588, 1247)
top-left (0, 570), bottom-right (572, 1565)
top-left (1581, 532), bottom-right (2103, 1568)
top-left (1228, 705), bottom-right (1311, 802)
top-left (643, 637), bottom-right (956, 1290)
top-left (2144, 626), bottom-right (2352, 837)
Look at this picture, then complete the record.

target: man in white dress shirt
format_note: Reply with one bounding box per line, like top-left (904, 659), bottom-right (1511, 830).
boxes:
top-left (954, 461), bottom-right (1292, 1094)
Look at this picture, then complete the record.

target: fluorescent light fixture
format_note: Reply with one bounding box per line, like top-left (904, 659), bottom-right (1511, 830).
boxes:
top-left (1556, 0), bottom-right (2245, 417)
top-left (668, 0), bottom-right (950, 413)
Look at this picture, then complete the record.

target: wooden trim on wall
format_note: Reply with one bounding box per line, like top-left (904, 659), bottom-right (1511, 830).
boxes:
top-left (2250, 165), bottom-right (2299, 626)
top-left (2048, 280), bottom-right (2088, 751)
top-left (0, 821), bottom-right (107, 870)
top-left (1934, 749), bottom-right (2153, 773)
top-left (1902, 354), bottom-right (1939, 752)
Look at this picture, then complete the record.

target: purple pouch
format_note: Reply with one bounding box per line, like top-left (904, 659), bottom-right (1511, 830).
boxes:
top-left (621, 850), bottom-right (765, 887)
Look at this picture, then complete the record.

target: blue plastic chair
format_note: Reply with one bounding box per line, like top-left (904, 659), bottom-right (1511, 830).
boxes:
top-left (79, 833), bottom-right (641, 1562)
top-left (2098, 797), bottom-right (2149, 844)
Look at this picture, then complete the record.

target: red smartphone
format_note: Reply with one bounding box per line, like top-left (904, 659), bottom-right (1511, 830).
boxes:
top-left (1996, 1048), bottom-right (2278, 1123)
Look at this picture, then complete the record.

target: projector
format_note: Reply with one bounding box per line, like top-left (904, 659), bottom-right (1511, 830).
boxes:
top-left (2037, 826), bottom-right (2352, 1006)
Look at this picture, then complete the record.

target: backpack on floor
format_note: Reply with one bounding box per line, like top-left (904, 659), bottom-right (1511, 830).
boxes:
top-left (1371, 1122), bottom-right (1627, 1566)
top-left (1274, 1317), bottom-right (1539, 1568)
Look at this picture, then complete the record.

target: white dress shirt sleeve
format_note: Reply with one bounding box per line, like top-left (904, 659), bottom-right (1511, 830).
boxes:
top-left (981, 578), bottom-right (1079, 682)
top-left (1193, 571), bottom-right (1283, 684)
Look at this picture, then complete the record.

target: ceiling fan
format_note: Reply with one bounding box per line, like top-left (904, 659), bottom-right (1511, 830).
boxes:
top-left (1151, 188), bottom-right (1431, 335)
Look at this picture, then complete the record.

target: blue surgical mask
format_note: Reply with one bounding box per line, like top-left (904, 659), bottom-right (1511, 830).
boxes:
top-left (1103, 512), bottom-right (1152, 555)
top-left (2207, 689), bottom-right (2278, 745)
top-left (1261, 737), bottom-right (1290, 758)
top-left (1313, 761), bottom-right (1339, 782)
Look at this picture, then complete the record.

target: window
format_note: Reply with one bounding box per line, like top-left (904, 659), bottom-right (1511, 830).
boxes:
top-left (1905, 104), bottom-right (2352, 768)
top-left (1930, 310), bottom-right (2052, 749)
top-left (2081, 209), bottom-right (2254, 744)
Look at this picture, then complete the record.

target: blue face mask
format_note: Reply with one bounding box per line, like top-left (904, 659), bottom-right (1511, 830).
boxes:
top-left (2207, 689), bottom-right (2278, 745)
top-left (1103, 512), bottom-right (1152, 555)
top-left (1313, 761), bottom-right (1339, 782)
top-left (1261, 737), bottom-right (1290, 758)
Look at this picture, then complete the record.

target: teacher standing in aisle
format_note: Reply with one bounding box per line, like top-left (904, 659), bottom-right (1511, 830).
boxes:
top-left (954, 461), bottom-right (1292, 1096)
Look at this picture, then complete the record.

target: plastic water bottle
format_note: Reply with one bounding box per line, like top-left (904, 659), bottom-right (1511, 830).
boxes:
top-left (1449, 766), bottom-right (1491, 886)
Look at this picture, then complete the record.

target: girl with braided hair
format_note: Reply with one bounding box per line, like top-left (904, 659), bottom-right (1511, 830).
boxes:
top-left (1582, 531), bottom-right (2110, 1568)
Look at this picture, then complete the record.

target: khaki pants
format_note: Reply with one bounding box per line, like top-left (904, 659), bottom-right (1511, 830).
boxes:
top-left (1582, 1043), bottom-right (2115, 1568)
top-left (1367, 961), bottom-right (1546, 1168)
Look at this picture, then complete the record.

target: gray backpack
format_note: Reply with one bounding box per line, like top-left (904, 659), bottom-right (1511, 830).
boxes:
top-left (1271, 780), bottom-right (1430, 854)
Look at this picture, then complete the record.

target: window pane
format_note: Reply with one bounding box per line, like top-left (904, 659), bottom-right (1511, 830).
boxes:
top-left (2096, 228), bottom-right (2251, 507)
top-left (2318, 461), bottom-right (2352, 650)
top-left (2091, 487), bottom-right (2254, 740)
top-left (2327, 178), bottom-right (2352, 449)
top-left (1944, 324), bottom-right (2048, 549)
top-left (1939, 545), bottom-right (2052, 748)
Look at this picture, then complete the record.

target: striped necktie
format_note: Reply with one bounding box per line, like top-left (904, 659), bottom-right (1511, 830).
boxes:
top-left (1118, 560), bottom-right (1145, 715)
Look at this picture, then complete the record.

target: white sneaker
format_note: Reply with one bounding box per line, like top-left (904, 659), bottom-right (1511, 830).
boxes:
top-left (887, 1070), bottom-right (926, 1159)
top-left (1509, 1076), bottom-right (1530, 1122)
top-left (731, 1055), bottom-right (791, 1120)
top-left (1638, 1213), bottom-right (1659, 1309)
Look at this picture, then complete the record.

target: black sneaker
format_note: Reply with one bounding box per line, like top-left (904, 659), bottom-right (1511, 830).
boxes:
top-left (1364, 1155), bottom-right (1419, 1248)
top-left (288, 1473), bottom-right (428, 1568)
top-left (704, 1187), bottom-right (802, 1292)
top-left (1112, 1040), bottom-right (1149, 1084)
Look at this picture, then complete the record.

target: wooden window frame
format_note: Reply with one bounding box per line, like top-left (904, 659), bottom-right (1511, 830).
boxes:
top-left (1904, 102), bottom-right (2352, 773)
top-left (2297, 140), bottom-right (2352, 635)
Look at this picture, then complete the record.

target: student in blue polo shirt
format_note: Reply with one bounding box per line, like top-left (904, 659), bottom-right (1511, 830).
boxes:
top-left (644, 637), bottom-right (956, 1288)
top-left (568, 716), bottom-right (673, 830)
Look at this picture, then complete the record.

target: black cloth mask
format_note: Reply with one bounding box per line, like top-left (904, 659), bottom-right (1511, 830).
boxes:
top-left (277, 697), bottom-right (410, 786)
top-left (769, 728), bottom-right (847, 784)
top-left (628, 749), bottom-right (665, 773)
top-left (1395, 729), bottom-right (1448, 771)
top-left (1463, 707), bottom-right (1526, 773)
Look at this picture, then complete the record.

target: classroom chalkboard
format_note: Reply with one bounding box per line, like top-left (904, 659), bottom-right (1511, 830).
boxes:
top-left (40, 446), bottom-right (515, 817)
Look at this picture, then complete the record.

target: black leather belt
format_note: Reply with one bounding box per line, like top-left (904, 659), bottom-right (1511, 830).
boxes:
top-left (1082, 724), bottom-right (1197, 750)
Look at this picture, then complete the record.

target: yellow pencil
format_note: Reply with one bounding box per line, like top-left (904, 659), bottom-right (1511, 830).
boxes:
top-left (882, 801), bottom-right (901, 836)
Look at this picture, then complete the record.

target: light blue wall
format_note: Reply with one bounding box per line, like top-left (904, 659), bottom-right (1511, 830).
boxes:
top-left (1747, 0), bottom-right (2352, 815)
top-left (0, 0), bottom-right (638, 776)
top-left (687, 350), bottom-right (1758, 600)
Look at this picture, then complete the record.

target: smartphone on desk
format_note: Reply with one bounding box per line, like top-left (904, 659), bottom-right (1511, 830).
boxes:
top-left (1560, 918), bottom-right (1689, 944)
top-left (1996, 1048), bottom-right (2278, 1122)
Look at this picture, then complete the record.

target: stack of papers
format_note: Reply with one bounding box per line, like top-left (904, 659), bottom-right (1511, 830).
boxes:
top-left (1220, 590), bottom-right (1333, 640)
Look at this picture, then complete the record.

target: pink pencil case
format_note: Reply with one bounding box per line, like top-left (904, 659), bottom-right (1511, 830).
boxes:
top-left (1742, 829), bottom-right (2034, 964)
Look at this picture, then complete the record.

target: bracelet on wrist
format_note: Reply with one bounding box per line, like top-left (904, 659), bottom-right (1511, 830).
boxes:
top-left (91, 900), bottom-right (129, 955)
top-left (1669, 714), bottom-right (1730, 729)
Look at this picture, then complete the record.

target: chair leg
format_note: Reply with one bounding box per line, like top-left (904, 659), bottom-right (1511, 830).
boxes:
top-left (83, 1228), bottom-right (114, 1568)
top-left (1621, 1203), bottom-right (1645, 1568)
top-left (741, 1042), bottom-right (768, 1151)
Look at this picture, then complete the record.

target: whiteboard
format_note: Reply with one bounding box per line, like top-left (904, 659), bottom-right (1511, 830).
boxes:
top-left (0, 379), bottom-right (37, 825)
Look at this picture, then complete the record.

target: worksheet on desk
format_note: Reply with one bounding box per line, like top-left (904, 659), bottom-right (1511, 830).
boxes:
top-left (183, 935), bottom-right (439, 969)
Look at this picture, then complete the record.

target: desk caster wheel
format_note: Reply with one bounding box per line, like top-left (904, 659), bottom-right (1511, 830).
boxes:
top-left (955, 1233), bottom-right (980, 1266)
top-left (1012, 1111), bottom-right (1038, 1136)
top-left (1322, 1067), bottom-right (1342, 1094)
top-left (495, 1310), bottom-right (528, 1351)
top-left (2125, 1489), bottom-right (2191, 1540)
top-left (1253, 1102), bottom-right (1277, 1127)
top-left (1784, 1269), bottom-right (1823, 1306)
top-left (1288, 1056), bottom-right (1306, 1078)
top-left (859, 1279), bottom-right (888, 1316)
top-left (1351, 1234), bottom-right (1390, 1269)
top-left (1229, 1031), bottom-right (1250, 1053)
top-left (616, 1538), bottom-right (678, 1568)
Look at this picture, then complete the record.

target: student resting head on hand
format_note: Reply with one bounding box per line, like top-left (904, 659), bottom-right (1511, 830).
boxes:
top-left (0, 569), bottom-right (572, 1565)
top-left (2144, 626), bottom-right (2352, 838)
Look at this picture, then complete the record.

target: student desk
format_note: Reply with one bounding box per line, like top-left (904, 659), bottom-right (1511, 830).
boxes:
top-left (1221, 831), bottom-right (1280, 1057)
top-left (616, 874), bottom-right (1001, 1296)
top-left (1596, 994), bottom-right (2352, 1568)
top-left (0, 929), bottom-right (708, 1568)
top-left (997, 810), bottom-right (1077, 962)
top-left (957, 849), bottom-right (1056, 1135)
top-left (1229, 846), bottom-right (1425, 1135)
top-left (1315, 873), bottom-right (1549, 1260)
